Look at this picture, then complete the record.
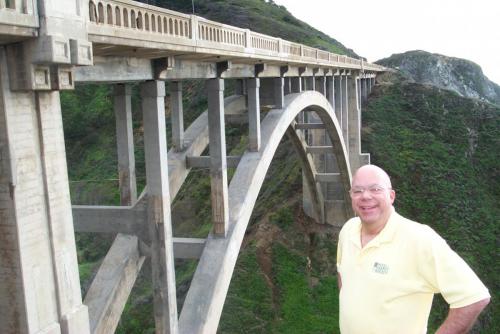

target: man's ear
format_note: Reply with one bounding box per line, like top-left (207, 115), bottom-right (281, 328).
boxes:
top-left (389, 189), bottom-right (396, 204)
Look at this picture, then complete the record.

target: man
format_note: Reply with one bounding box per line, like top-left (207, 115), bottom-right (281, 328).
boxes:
top-left (337, 164), bottom-right (490, 334)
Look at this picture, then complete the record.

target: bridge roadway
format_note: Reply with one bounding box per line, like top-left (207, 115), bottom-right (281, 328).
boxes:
top-left (0, 0), bottom-right (381, 333)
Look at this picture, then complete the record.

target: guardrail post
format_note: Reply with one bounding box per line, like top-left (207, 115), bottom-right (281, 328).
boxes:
top-left (190, 15), bottom-right (198, 40)
top-left (245, 29), bottom-right (251, 48)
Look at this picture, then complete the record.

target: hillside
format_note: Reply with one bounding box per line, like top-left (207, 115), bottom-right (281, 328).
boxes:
top-left (363, 72), bottom-right (499, 332)
top-left (377, 50), bottom-right (500, 106)
top-left (64, 1), bottom-right (499, 333)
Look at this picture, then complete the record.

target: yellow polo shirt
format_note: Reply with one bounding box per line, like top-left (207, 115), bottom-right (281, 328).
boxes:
top-left (337, 210), bottom-right (490, 334)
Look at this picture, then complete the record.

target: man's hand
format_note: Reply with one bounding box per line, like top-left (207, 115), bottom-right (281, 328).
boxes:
top-left (436, 298), bottom-right (490, 334)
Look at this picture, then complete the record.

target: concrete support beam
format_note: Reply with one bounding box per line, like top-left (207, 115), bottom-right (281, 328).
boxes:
top-left (206, 78), bottom-right (229, 236)
top-left (114, 84), bottom-right (137, 205)
top-left (306, 145), bottom-right (334, 155)
top-left (341, 74), bottom-right (349, 149)
top-left (317, 76), bottom-right (326, 95)
top-left (304, 76), bottom-right (315, 91)
top-left (170, 81), bottom-right (185, 151)
top-left (273, 77), bottom-right (285, 109)
top-left (234, 79), bottom-right (246, 96)
top-left (141, 80), bottom-right (179, 334)
top-left (84, 234), bottom-right (145, 334)
top-left (315, 173), bottom-right (341, 183)
top-left (334, 75), bottom-right (342, 123)
top-left (347, 75), bottom-right (362, 171)
top-left (186, 156), bottom-right (241, 169)
top-left (284, 77), bottom-right (291, 94)
top-left (326, 75), bottom-right (335, 110)
top-left (290, 76), bottom-right (302, 93)
top-left (0, 48), bottom-right (90, 334)
top-left (295, 123), bottom-right (325, 130)
top-left (247, 78), bottom-right (261, 151)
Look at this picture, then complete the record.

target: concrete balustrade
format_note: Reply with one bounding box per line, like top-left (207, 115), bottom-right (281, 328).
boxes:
top-left (89, 0), bottom-right (192, 38)
top-left (83, 0), bottom-right (383, 71)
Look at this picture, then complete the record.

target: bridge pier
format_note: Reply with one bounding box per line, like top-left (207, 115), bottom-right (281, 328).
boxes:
top-left (170, 81), bottom-right (185, 152)
top-left (207, 78), bottom-right (230, 237)
top-left (141, 80), bottom-right (179, 333)
top-left (247, 78), bottom-right (261, 152)
top-left (340, 72), bottom-right (349, 148)
top-left (0, 47), bottom-right (90, 334)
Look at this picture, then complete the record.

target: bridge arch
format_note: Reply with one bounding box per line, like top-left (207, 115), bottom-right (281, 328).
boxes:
top-left (178, 90), bottom-right (352, 333)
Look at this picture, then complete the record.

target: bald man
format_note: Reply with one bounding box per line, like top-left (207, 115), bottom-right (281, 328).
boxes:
top-left (336, 165), bottom-right (490, 334)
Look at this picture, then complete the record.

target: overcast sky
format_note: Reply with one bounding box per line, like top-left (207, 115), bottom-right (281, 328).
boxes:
top-left (273, 0), bottom-right (500, 85)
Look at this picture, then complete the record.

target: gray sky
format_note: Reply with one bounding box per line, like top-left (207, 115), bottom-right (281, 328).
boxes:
top-left (273, 0), bottom-right (500, 85)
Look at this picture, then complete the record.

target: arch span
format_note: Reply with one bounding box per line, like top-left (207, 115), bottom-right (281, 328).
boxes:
top-left (178, 90), bottom-right (353, 333)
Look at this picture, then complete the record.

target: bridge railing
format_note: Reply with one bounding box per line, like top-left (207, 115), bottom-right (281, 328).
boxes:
top-left (0, 0), bottom-right (38, 35)
top-left (88, 0), bottom-right (192, 39)
top-left (86, 0), bottom-right (384, 72)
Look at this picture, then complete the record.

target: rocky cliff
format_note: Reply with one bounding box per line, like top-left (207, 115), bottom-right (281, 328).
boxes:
top-left (377, 50), bottom-right (500, 106)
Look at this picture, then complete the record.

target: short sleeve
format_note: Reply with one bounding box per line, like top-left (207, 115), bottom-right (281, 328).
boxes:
top-left (418, 228), bottom-right (490, 308)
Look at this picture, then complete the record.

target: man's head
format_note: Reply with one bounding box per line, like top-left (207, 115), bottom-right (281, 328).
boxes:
top-left (350, 164), bottom-right (395, 228)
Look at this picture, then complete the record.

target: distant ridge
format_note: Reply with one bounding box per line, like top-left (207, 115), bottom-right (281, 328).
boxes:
top-left (376, 50), bottom-right (500, 106)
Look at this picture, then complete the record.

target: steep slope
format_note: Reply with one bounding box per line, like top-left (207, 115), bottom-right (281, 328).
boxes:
top-left (362, 72), bottom-right (499, 332)
top-left (376, 50), bottom-right (500, 106)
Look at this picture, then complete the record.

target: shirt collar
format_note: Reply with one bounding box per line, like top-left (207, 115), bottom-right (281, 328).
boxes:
top-left (347, 208), bottom-right (400, 249)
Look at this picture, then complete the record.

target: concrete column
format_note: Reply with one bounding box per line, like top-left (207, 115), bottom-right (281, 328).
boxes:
top-left (334, 75), bottom-right (342, 124)
top-left (284, 77), bottom-right (291, 95)
top-left (234, 79), bottom-right (246, 96)
top-left (304, 76), bottom-right (315, 91)
top-left (361, 78), bottom-right (368, 105)
top-left (114, 84), bottom-right (137, 205)
top-left (247, 78), bottom-right (260, 152)
top-left (170, 81), bottom-right (184, 151)
top-left (273, 77), bottom-right (285, 109)
top-left (317, 76), bottom-right (326, 95)
top-left (206, 78), bottom-right (229, 236)
top-left (326, 76), bottom-right (335, 110)
top-left (341, 74), bottom-right (349, 149)
top-left (0, 48), bottom-right (90, 334)
top-left (140, 80), bottom-right (179, 333)
top-left (347, 75), bottom-right (362, 171)
top-left (291, 76), bottom-right (302, 93)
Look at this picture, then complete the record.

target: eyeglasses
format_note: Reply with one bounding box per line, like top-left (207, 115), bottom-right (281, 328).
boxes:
top-left (349, 185), bottom-right (391, 197)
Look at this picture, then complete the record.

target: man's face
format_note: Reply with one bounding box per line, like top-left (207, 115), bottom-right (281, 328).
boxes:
top-left (350, 167), bottom-right (395, 227)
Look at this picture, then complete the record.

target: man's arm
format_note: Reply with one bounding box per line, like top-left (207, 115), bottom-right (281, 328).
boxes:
top-left (337, 273), bottom-right (342, 289)
top-left (436, 298), bottom-right (490, 334)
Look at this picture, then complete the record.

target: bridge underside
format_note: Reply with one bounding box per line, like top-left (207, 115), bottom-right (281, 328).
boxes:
top-left (0, 0), bottom-right (380, 333)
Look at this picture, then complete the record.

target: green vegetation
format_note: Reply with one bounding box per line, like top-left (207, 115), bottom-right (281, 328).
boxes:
top-left (362, 74), bottom-right (499, 332)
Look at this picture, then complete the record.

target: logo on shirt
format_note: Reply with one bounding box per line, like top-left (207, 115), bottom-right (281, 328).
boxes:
top-left (373, 262), bottom-right (389, 274)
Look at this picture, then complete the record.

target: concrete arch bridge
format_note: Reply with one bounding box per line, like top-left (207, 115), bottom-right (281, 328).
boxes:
top-left (0, 0), bottom-right (382, 333)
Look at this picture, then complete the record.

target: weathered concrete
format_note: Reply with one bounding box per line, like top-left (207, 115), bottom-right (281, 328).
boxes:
top-left (247, 78), bottom-right (261, 151)
top-left (114, 84), bottom-right (137, 205)
top-left (141, 80), bottom-right (179, 334)
top-left (170, 81), bottom-right (185, 151)
top-left (341, 73), bottom-right (349, 148)
top-left (0, 47), bottom-right (90, 334)
top-left (84, 234), bottom-right (145, 334)
top-left (206, 78), bottom-right (229, 237)
top-left (178, 91), bottom-right (352, 333)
